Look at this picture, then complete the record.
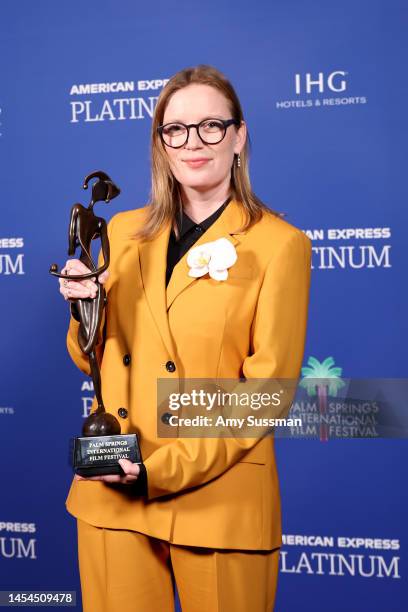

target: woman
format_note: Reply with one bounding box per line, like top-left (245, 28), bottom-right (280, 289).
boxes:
top-left (60, 64), bottom-right (312, 612)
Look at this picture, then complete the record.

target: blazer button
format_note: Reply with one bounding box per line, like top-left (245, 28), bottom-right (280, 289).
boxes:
top-left (118, 407), bottom-right (128, 419)
top-left (165, 360), bottom-right (176, 372)
top-left (161, 412), bottom-right (172, 424)
top-left (123, 354), bottom-right (131, 366)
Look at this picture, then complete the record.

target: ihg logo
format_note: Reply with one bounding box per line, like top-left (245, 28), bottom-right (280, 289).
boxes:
top-left (295, 71), bottom-right (347, 94)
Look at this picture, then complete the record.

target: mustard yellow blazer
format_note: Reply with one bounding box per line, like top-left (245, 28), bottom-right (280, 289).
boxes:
top-left (65, 199), bottom-right (312, 551)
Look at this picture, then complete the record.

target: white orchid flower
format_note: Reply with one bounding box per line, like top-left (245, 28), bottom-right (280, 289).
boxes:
top-left (187, 238), bottom-right (237, 281)
top-left (186, 244), bottom-right (212, 277)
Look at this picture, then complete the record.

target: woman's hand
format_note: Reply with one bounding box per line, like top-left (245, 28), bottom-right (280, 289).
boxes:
top-left (59, 258), bottom-right (109, 302)
top-left (74, 459), bottom-right (140, 484)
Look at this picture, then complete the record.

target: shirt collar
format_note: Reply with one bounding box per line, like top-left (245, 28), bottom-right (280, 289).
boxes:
top-left (176, 196), bottom-right (232, 238)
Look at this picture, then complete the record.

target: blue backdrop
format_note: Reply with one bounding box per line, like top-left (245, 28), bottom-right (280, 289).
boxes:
top-left (1, 1), bottom-right (407, 610)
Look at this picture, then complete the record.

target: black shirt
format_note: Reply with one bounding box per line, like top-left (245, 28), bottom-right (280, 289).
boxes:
top-left (166, 196), bottom-right (231, 286)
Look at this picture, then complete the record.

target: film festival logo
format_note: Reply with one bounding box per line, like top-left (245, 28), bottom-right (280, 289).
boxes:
top-left (276, 69), bottom-right (367, 110)
top-left (287, 356), bottom-right (407, 441)
top-left (302, 226), bottom-right (392, 271)
top-left (0, 237), bottom-right (24, 276)
top-left (298, 356), bottom-right (345, 442)
top-left (69, 78), bottom-right (169, 124)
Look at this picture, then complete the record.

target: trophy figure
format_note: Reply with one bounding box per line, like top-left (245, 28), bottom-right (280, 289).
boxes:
top-left (50, 170), bottom-right (141, 476)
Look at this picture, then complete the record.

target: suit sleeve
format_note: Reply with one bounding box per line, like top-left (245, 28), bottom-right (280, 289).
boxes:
top-left (143, 229), bottom-right (312, 499)
top-left (66, 215), bottom-right (116, 376)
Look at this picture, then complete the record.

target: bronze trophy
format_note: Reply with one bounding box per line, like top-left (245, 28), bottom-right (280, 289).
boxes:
top-left (50, 171), bottom-right (141, 476)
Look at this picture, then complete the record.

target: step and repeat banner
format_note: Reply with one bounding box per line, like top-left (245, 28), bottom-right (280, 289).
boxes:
top-left (1, 1), bottom-right (406, 610)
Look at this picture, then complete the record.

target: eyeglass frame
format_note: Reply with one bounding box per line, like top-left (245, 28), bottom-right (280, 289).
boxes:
top-left (157, 118), bottom-right (241, 148)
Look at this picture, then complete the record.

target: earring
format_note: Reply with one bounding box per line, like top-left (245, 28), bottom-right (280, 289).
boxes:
top-left (236, 153), bottom-right (241, 168)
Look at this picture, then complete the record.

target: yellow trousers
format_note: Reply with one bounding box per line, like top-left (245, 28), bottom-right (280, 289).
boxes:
top-left (77, 519), bottom-right (280, 612)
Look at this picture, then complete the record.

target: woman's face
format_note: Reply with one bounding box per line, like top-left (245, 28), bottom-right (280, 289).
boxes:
top-left (161, 84), bottom-right (246, 194)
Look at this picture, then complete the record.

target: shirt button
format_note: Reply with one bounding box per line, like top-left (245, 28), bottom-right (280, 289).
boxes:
top-left (194, 226), bottom-right (203, 232)
top-left (123, 354), bottom-right (131, 366)
top-left (161, 412), bottom-right (172, 425)
top-left (118, 407), bottom-right (128, 419)
top-left (165, 360), bottom-right (176, 373)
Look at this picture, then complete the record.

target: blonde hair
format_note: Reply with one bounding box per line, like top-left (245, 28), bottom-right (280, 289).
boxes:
top-left (133, 64), bottom-right (278, 241)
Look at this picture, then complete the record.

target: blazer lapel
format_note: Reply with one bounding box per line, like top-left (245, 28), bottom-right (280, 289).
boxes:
top-left (166, 199), bottom-right (247, 310)
top-left (138, 221), bottom-right (175, 357)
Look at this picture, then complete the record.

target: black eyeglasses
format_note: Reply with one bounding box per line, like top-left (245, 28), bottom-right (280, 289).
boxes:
top-left (157, 118), bottom-right (240, 148)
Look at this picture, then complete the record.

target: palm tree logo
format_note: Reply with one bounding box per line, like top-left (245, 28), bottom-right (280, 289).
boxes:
top-left (300, 356), bottom-right (345, 441)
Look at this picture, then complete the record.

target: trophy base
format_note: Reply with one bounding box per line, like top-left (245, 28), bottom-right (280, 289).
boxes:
top-left (70, 433), bottom-right (141, 477)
